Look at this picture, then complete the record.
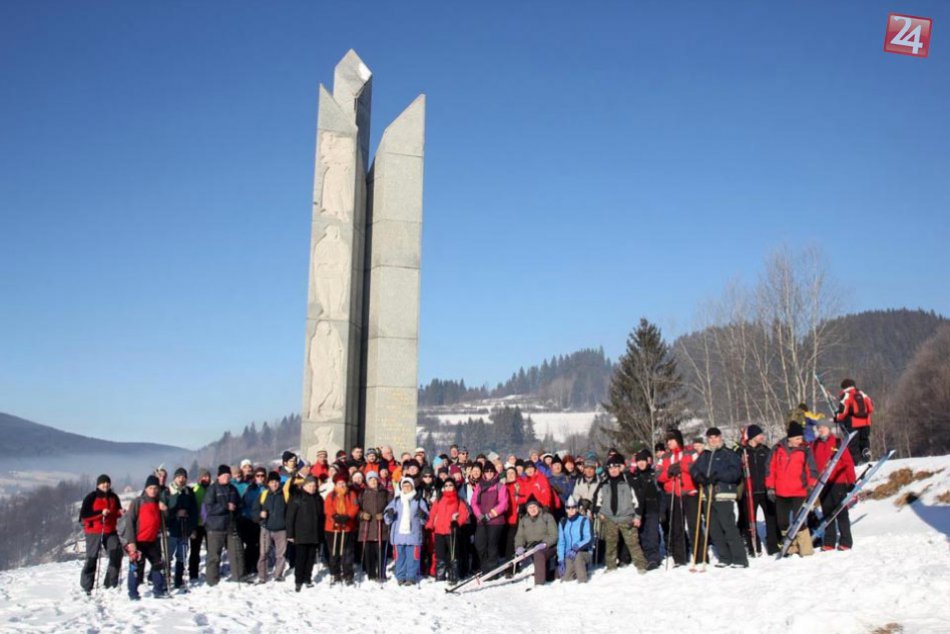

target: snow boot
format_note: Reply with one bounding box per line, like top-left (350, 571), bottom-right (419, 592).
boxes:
top-left (174, 561), bottom-right (185, 588)
top-left (435, 562), bottom-right (447, 582)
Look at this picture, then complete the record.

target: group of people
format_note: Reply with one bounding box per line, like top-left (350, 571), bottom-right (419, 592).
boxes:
top-left (78, 379), bottom-right (873, 599)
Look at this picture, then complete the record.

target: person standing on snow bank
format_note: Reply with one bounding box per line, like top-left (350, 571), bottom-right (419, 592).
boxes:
top-left (203, 465), bottom-right (245, 586)
top-left (123, 475), bottom-right (168, 600)
top-left (766, 422), bottom-right (819, 557)
top-left (691, 427), bottom-right (749, 569)
top-left (835, 378), bottom-right (874, 465)
top-left (359, 470), bottom-right (393, 582)
top-left (385, 477), bottom-right (429, 585)
top-left (166, 467), bottom-right (198, 589)
top-left (425, 477), bottom-right (468, 582)
top-left (79, 474), bottom-right (123, 595)
top-left (255, 471), bottom-right (289, 583)
top-left (812, 420), bottom-right (856, 551)
top-left (324, 473), bottom-right (359, 585)
top-left (286, 475), bottom-right (323, 592)
top-left (629, 450), bottom-right (663, 570)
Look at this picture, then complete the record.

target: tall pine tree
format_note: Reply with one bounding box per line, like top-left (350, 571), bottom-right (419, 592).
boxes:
top-left (605, 318), bottom-right (684, 453)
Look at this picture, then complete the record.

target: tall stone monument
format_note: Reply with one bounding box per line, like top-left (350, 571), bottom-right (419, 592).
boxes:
top-left (302, 50), bottom-right (424, 461)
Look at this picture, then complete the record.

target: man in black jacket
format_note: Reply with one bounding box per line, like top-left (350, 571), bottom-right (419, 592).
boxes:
top-left (255, 471), bottom-right (289, 583)
top-left (629, 450), bottom-right (663, 570)
top-left (78, 474), bottom-right (123, 594)
top-left (202, 465), bottom-right (245, 586)
top-left (739, 424), bottom-right (779, 555)
top-left (166, 467), bottom-right (198, 589)
top-left (691, 428), bottom-right (749, 568)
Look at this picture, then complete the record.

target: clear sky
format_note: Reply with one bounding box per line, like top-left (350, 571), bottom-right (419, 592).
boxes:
top-left (1, 1), bottom-right (947, 448)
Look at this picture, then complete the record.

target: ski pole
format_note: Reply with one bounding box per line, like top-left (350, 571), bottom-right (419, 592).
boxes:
top-left (700, 484), bottom-right (714, 571)
top-left (689, 487), bottom-right (704, 571)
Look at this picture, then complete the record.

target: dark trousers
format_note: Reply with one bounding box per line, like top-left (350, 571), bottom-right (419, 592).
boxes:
top-left (294, 543), bottom-right (318, 586)
top-left (81, 532), bottom-right (122, 592)
top-left (776, 496), bottom-right (805, 535)
top-left (237, 517), bottom-right (259, 577)
top-left (474, 523), bottom-right (504, 572)
top-left (820, 483), bottom-right (853, 548)
top-left (361, 539), bottom-right (387, 580)
top-left (503, 524), bottom-right (517, 561)
top-left (709, 500), bottom-right (748, 566)
top-left (328, 531), bottom-right (355, 581)
top-left (434, 533), bottom-right (460, 580)
top-left (665, 493), bottom-right (688, 565)
top-left (128, 541), bottom-right (165, 599)
top-left (638, 510), bottom-right (662, 567)
top-left (188, 525), bottom-right (206, 580)
top-left (457, 523), bottom-right (476, 577)
top-left (530, 545), bottom-right (557, 584)
top-left (740, 492), bottom-right (780, 555)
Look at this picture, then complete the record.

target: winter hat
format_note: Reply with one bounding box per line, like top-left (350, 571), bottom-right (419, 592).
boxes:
top-left (635, 449), bottom-right (652, 463)
top-left (96, 474), bottom-right (111, 486)
top-left (523, 461), bottom-right (536, 471)
top-left (586, 450), bottom-right (598, 462)
top-left (482, 461), bottom-right (497, 474)
top-left (787, 421), bottom-right (805, 438)
top-left (144, 475), bottom-right (160, 489)
top-left (692, 437), bottom-right (705, 445)
top-left (746, 424), bottom-right (764, 440)
top-left (400, 477), bottom-right (415, 490)
top-left (705, 427), bottom-right (722, 438)
top-left (267, 471), bottom-right (281, 484)
top-left (240, 459), bottom-right (252, 468)
top-left (174, 467), bottom-right (188, 479)
top-left (437, 467), bottom-right (449, 476)
top-left (365, 470), bottom-right (379, 482)
top-left (665, 428), bottom-right (685, 448)
top-left (199, 468), bottom-right (211, 479)
top-left (303, 475), bottom-right (318, 486)
top-left (414, 447), bottom-right (426, 455)
top-left (282, 451), bottom-right (296, 463)
top-left (333, 473), bottom-right (348, 485)
top-left (421, 466), bottom-right (435, 476)
top-left (525, 496), bottom-right (541, 509)
top-left (606, 454), bottom-right (625, 467)
top-left (217, 464), bottom-right (231, 476)
top-left (336, 450), bottom-right (347, 459)
top-left (565, 495), bottom-right (578, 508)
top-left (366, 448), bottom-right (378, 457)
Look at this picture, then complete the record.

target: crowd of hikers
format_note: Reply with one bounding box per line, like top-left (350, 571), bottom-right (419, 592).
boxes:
top-left (78, 379), bottom-right (874, 599)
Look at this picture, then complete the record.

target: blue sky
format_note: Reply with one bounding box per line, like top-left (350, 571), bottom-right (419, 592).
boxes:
top-left (1, 1), bottom-right (947, 448)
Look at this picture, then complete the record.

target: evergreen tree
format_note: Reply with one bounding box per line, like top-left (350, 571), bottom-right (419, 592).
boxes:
top-left (605, 318), bottom-right (684, 453)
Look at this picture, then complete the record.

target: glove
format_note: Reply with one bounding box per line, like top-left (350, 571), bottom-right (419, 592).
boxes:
top-left (374, 513), bottom-right (384, 521)
top-left (450, 519), bottom-right (458, 529)
top-left (557, 561), bottom-right (565, 577)
top-left (667, 463), bottom-right (682, 477)
top-left (515, 547), bottom-right (525, 557)
top-left (480, 514), bottom-right (490, 525)
top-left (566, 548), bottom-right (577, 561)
top-left (384, 509), bottom-right (395, 523)
top-left (767, 489), bottom-right (776, 503)
top-left (333, 513), bottom-right (348, 525)
top-left (360, 511), bottom-right (372, 521)
top-left (693, 472), bottom-right (706, 485)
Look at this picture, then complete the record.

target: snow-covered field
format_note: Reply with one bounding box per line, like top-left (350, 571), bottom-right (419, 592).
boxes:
top-left (1, 456), bottom-right (948, 634)
top-left (435, 411), bottom-right (598, 441)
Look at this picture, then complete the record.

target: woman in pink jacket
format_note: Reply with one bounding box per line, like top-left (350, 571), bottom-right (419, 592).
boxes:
top-left (471, 461), bottom-right (509, 573)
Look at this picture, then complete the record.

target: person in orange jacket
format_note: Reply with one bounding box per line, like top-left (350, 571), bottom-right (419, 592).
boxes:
top-left (766, 422), bottom-right (819, 556)
top-left (425, 478), bottom-right (470, 582)
top-left (812, 420), bottom-right (856, 551)
top-left (323, 474), bottom-right (360, 584)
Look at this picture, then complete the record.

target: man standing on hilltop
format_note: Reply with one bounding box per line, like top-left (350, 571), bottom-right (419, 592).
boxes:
top-left (78, 474), bottom-right (123, 595)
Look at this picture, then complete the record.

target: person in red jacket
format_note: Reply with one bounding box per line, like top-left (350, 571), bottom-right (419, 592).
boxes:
top-left (324, 474), bottom-right (360, 584)
top-left (656, 428), bottom-right (699, 566)
top-left (766, 421), bottom-right (819, 556)
top-left (425, 478), bottom-right (470, 582)
top-left (520, 462), bottom-right (554, 510)
top-left (812, 420), bottom-right (856, 551)
top-left (79, 474), bottom-right (124, 594)
top-left (123, 475), bottom-right (168, 599)
top-left (835, 378), bottom-right (874, 465)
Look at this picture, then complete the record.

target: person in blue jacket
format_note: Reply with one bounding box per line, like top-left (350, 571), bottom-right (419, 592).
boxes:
top-left (384, 478), bottom-right (429, 585)
top-left (557, 495), bottom-right (593, 582)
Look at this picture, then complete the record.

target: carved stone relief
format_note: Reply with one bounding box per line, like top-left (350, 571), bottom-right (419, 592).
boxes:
top-left (313, 225), bottom-right (350, 319)
top-left (318, 132), bottom-right (356, 221)
top-left (308, 321), bottom-right (344, 421)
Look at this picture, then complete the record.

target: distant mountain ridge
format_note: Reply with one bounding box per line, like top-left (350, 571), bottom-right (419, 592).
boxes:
top-left (0, 412), bottom-right (187, 457)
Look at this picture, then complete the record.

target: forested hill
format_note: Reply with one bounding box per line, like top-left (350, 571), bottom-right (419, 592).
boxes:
top-left (418, 348), bottom-right (613, 409)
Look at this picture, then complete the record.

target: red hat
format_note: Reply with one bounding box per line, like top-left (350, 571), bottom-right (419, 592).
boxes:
top-left (333, 473), bottom-right (348, 485)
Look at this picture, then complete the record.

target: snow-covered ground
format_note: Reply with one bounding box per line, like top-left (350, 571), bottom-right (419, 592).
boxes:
top-left (1, 456), bottom-right (948, 634)
top-left (434, 411), bottom-right (598, 441)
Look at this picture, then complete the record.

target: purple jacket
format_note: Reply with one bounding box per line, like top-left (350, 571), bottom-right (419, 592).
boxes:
top-left (472, 477), bottom-right (509, 526)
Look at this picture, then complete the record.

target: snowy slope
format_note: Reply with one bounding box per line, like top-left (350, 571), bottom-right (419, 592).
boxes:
top-left (1, 457), bottom-right (948, 634)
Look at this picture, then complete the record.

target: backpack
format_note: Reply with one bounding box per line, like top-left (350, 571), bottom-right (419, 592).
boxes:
top-left (852, 391), bottom-right (872, 418)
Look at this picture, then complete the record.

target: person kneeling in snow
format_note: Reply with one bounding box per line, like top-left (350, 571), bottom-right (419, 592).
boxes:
top-left (514, 497), bottom-right (558, 585)
top-left (557, 496), bottom-right (592, 582)
top-left (385, 478), bottom-right (429, 586)
top-left (123, 475), bottom-right (168, 600)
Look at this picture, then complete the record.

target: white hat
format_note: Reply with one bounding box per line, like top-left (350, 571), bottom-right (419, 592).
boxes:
top-left (414, 447), bottom-right (425, 454)
top-left (240, 459), bottom-right (252, 468)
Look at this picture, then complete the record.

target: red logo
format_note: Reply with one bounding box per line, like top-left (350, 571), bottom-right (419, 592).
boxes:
top-left (884, 14), bottom-right (933, 58)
